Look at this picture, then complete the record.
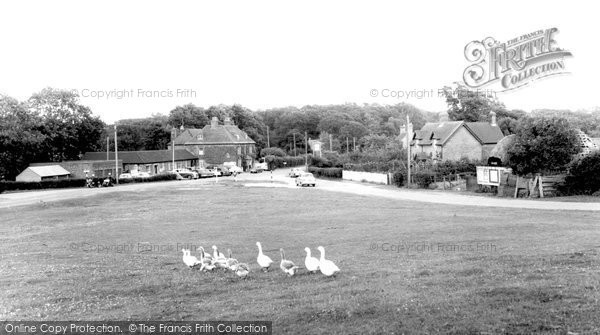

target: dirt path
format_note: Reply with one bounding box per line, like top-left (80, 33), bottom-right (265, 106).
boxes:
top-left (2, 169), bottom-right (600, 211)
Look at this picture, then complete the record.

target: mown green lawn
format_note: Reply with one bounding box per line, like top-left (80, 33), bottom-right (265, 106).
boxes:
top-left (1, 180), bottom-right (599, 334)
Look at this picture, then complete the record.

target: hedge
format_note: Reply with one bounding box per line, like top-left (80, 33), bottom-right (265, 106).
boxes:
top-left (560, 151), bottom-right (600, 195)
top-left (308, 166), bottom-right (342, 179)
top-left (0, 178), bottom-right (86, 192)
top-left (413, 171), bottom-right (436, 188)
top-left (264, 155), bottom-right (309, 169)
top-left (118, 173), bottom-right (179, 184)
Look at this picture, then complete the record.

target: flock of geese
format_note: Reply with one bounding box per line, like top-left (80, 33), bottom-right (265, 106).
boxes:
top-left (181, 242), bottom-right (340, 278)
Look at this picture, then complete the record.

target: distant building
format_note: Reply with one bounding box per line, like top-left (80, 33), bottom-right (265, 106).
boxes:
top-left (83, 150), bottom-right (197, 175)
top-left (411, 112), bottom-right (504, 161)
top-left (308, 139), bottom-right (323, 156)
top-left (172, 116), bottom-right (256, 169)
top-left (31, 160), bottom-right (121, 179)
top-left (16, 165), bottom-right (71, 182)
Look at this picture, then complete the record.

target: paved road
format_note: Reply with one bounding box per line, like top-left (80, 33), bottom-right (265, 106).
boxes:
top-left (2, 168), bottom-right (600, 211)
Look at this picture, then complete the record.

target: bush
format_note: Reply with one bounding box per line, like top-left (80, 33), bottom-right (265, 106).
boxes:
top-left (260, 147), bottom-right (286, 157)
top-left (0, 178), bottom-right (86, 192)
top-left (308, 166), bottom-right (342, 179)
top-left (413, 171), bottom-right (436, 188)
top-left (561, 151), bottom-right (600, 195)
top-left (391, 171), bottom-right (405, 187)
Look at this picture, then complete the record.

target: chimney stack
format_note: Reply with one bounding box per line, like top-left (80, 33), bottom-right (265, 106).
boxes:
top-left (490, 111), bottom-right (497, 126)
top-left (211, 116), bottom-right (219, 128)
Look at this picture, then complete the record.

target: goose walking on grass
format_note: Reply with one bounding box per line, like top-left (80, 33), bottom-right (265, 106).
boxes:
top-left (304, 247), bottom-right (320, 274)
top-left (197, 247), bottom-right (213, 263)
top-left (181, 249), bottom-right (201, 269)
top-left (256, 242), bottom-right (273, 272)
top-left (232, 263), bottom-right (250, 278)
top-left (279, 248), bottom-right (300, 276)
top-left (212, 245), bottom-right (225, 259)
top-left (198, 248), bottom-right (215, 271)
top-left (317, 246), bottom-right (340, 277)
top-left (226, 249), bottom-right (239, 270)
top-left (212, 246), bottom-right (228, 269)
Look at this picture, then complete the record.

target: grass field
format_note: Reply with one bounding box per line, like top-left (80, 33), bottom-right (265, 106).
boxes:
top-left (1, 180), bottom-right (599, 334)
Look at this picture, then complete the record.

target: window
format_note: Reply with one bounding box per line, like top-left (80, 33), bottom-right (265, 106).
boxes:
top-left (237, 146), bottom-right (241, 155)
top-left (249, 146), bottom-right (253, 154)
top-left (226, 153), bottom-right (230, 159)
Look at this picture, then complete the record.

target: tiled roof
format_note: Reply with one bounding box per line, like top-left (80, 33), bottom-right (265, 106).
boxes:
top-left (413, 121), bottom-right (503, 145)
top-left (28, 165), bottom-right (70, 177)
top-left (464, 122), bottom-right (505, 144)
top-left (83, 150), bottom-right (197, 164)
top-left (173, 125), bottom-right (255, 145)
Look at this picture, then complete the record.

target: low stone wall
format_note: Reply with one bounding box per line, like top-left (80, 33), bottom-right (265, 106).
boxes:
top-left (342, 170), bottom-right (389, 185)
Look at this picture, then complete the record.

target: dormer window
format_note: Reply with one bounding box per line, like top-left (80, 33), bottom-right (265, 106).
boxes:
top-left (196, 133), bottom-right (203, 140)
top-left (235, 134), bottom-right (240, 140)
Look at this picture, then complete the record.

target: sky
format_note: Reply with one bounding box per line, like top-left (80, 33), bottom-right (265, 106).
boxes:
top-left (0, 0), bottom-right (597, 123)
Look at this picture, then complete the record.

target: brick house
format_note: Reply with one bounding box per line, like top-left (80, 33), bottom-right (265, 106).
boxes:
top-left (172, 117), bottom-right (256, 169)
top-left (411, 113), bottom-right (504, 161)
top-left (83, 150), bottom-right (197, 175)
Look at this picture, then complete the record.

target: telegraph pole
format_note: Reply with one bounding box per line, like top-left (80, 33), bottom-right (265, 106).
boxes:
top-left (406, 115), bottom-right (411, 187)
top-left (293, 133), bottom-right (297, 156)
top-left (353, 137), bottom-right (356, 152)
top-left (114, 124), bottom-right (119, 184)
top-left (329, 134), bottom-right (332, 151)
top-left (171, 128), bottom-right (176, 171)
top-left (267, 126), bottom-right (270, 148)
top-left (304, 131), bottom-right (308, 171)
top-left (106, 136), bottom-right (109, 160)
top-left (346, 137), bottom-right (349, 153)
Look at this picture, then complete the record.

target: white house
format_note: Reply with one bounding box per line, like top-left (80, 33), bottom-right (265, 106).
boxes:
top-left (16, 165), bottom-right (71, 182)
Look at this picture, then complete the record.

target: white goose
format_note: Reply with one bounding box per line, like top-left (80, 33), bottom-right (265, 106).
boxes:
top-left (279, 248), bottom-right (300, 276)
top-left (212, 246), bottom-right (228, 269)
top-left (232, 263), bottom-right (250, 278)
top-left (256, 242), bottom-right (273, 272)
top-left (198, 248), bottom-right (215, 271)
top-left (212, 245), bottom-right (225, 259)
top-left (317, 246), bottom-right (340, 277)
top-left (226, 249), bottom-right (239, 270)
top-left (181, 249), bottom-right (201, 269)
top-left (304, 247), bottom-right (320, 274)
top-left (197, 247), bottom-right (213, 263)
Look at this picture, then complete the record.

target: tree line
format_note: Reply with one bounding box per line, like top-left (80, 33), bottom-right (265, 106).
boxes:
top-left (2, 85), bottom-right (600, 180)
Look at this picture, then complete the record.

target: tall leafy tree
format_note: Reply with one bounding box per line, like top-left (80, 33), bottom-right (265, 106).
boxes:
top-left (28, 88), bottom-right (105, 162)
top-left (507, 116), bottom-right (580, 175)
top-left (0, 95), bottom-right (46, 179)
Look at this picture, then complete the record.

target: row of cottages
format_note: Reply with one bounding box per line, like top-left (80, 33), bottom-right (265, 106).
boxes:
top-left (82, 150), bottom-right (197, 175)
top-left (411, 112), bottom-right (504, 161)
top-left (171, 116), bottom-right (257, 170)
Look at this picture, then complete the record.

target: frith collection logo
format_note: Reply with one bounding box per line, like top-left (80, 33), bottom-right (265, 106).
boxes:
top-left (463, 28), bottom-right (572, 91)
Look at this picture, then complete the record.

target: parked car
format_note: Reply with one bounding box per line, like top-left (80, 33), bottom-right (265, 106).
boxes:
top-left (296, 172), bottom-right (316, 187)
top-left (227, 166), bottom-right (243, 174)
top-left (172, 169), bottom-right (199, 179)
top-left (119, 173), bottom-right (133, 180)
top-left (194, 168), bottom-right (215, 178)
top-left (250, 167), bottom-right (262, 174)
top-left (218, 166), bottom-right (232, 176)
top-left (207, 166), bottom-right (226, 177)
top-left (136, 172), bottom-right (151, 178)
top-left (289, 168), bottom-right (303, 178)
